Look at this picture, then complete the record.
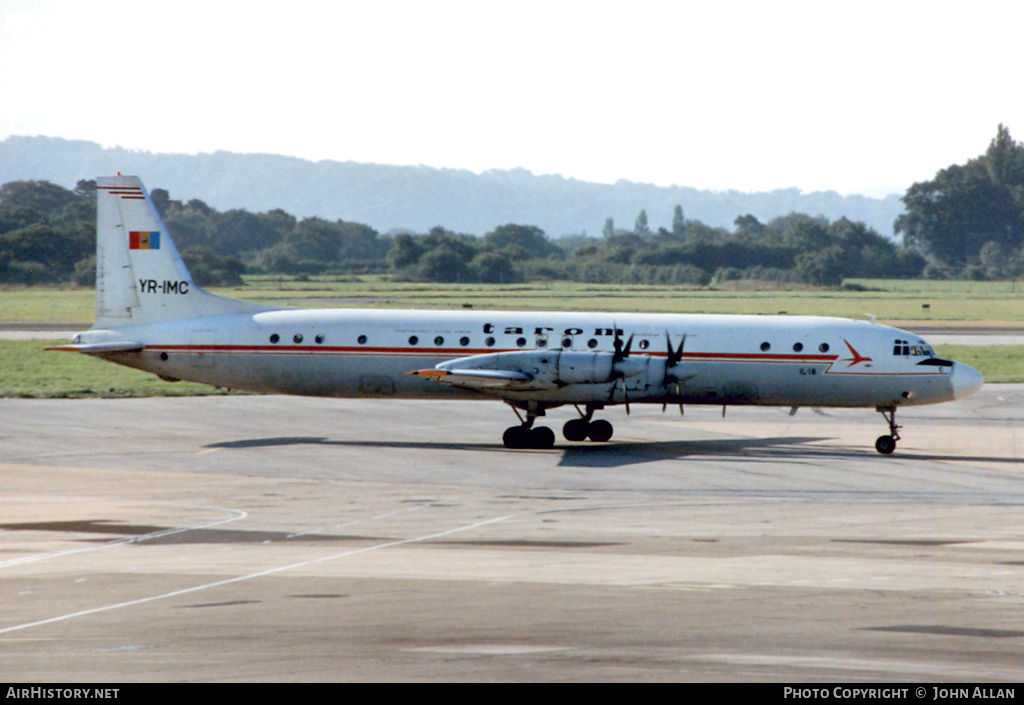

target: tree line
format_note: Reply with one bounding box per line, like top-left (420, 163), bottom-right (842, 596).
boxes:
top-left (1, 125), bottom-right (1019, 288)
top-left (897, 124), bottom-right (1024, 279)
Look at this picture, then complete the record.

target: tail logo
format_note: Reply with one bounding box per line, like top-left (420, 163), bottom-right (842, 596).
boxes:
top-left (129, 231), bottom-right (161, 250)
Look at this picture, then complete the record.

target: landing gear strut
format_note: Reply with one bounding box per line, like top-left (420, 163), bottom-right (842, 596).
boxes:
top-left (562, 404), bottom-right (614, 443)
top-left (503, 403), bottom-right (556, 449)
top-left (875, 406), bottom-right (901, 455)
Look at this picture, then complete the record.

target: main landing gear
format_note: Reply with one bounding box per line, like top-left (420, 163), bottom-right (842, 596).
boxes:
top-left (875, 406), bottom-right (901, 455)
top-left (562, 404), bottom-right (613, 443)
top-left (503, 403), bottom-right (556, 449)
top-left (502, 403), bottom-right (614, 449)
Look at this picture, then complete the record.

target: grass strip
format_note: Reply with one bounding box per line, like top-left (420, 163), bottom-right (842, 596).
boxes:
top-left (0, 340), bottom-right (238, 398)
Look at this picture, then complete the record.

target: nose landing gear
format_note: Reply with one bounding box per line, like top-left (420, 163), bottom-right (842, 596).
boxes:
top-left (875, 406), bottom-right (901, 455)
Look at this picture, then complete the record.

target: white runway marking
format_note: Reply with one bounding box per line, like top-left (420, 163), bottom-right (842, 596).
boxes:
top-left (285, 497), bottom-right (459, 539)
top-left (0, 514), bottom-right (515, 636)
top-left (0, 504), bottom-right (248, 570)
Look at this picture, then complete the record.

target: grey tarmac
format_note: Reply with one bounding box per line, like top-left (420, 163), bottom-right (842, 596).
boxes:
top-left (1, 387), bottom-right (1023, 681)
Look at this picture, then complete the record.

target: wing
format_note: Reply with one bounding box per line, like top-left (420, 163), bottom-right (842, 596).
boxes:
top-left (407, 367), bottom-right (533, 391)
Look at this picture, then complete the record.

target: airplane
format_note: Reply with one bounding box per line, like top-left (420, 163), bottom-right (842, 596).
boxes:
top-left (51, 175), bottom-right (984, 454)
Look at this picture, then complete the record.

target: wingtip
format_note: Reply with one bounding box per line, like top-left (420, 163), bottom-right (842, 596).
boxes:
top-left (406, 369), bottom-right (449, 377)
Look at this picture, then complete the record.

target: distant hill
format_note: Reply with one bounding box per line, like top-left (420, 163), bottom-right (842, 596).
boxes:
top-left (0, 135), bottom-right (904, 237)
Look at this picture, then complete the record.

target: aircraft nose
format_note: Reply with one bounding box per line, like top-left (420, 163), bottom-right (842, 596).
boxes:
top-left (951, 362), bottom-right (984, 399)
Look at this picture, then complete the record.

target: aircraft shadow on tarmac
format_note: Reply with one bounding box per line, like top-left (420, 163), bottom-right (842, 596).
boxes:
top-left (207, 434), bottom-right (828, 462)
top-left (0, 519), bottom-right (391, 545)
top-left (205, 435), bottom-right (1024, 468)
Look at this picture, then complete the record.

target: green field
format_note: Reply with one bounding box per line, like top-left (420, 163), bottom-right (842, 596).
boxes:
top-left (4, 276), bottom-right (1024, 323)
top-left (0, 341), bottom-right (241, 398)
top-left (1, 339), bottom-right (1019, 399)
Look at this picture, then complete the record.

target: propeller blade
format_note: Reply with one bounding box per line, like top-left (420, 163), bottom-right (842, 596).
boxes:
top-left (663, 332), bottom-right (688, 393)
top-left (611, 324), bottom-right (633, 363)
top-left (665, 331), bottom-right (686, 368)
top-left (606, 376), bottom-right (630, 414)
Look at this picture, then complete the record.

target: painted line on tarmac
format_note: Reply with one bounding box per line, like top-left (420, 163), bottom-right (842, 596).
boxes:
top-left (285, 496), bottom-right (460, 539)
top-left (0, 504), bottom-right (248, 570)
top-left (0, 513), bottom-right (515, 636)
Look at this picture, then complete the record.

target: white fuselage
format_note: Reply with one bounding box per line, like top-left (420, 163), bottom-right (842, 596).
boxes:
top-left (91, 308), bottom-right (977, 410)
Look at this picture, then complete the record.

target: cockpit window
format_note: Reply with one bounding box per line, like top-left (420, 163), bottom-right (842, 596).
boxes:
top-left (893, 339), bottom-right (935, 357)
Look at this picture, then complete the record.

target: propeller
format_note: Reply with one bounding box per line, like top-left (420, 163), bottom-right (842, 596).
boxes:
top-left (662, 331), bottom-right (687, 414)
top-left (608, 324), bottom-right (634, 414)
top-left (611, 325), bottom-right (633, 364)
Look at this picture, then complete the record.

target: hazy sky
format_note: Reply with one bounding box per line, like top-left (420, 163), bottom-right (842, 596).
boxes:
top-left (1, 0), bottom-right (1020, 195)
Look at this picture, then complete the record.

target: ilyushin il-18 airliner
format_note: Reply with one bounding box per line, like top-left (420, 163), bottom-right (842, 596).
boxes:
top-left (51, 176), bottom-right (984, 454)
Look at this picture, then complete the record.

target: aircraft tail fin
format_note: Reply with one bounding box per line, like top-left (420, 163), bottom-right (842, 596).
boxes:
top-left (94, 176), bottom-right (271, 328)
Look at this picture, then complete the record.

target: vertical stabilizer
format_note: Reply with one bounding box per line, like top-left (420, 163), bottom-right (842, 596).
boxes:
top-left (94, 176), bottom-right (270, 327)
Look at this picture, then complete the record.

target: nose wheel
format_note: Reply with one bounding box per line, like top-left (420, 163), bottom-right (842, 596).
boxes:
top-left (874, 435), bottom-right (896, 454)
top-left (875, 407), bottom-right (901, 455)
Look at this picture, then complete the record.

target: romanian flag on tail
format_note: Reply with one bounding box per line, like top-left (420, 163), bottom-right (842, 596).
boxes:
top-left (129, 231), bottom-right (160, 250)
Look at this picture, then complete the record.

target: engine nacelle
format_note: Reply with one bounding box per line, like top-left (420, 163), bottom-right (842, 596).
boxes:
top-left (436, 349), bottom-right (646, 388)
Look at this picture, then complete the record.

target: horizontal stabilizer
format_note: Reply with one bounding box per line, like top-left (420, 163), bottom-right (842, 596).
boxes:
top-left (47, 341), bottom-right (144, 354)
top-left (46, 329), bottom-right (144, 354)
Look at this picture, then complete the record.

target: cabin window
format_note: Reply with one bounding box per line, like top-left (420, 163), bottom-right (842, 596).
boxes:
top-left (434, 336), bottom-right (444, 346)
top-left (536, 336), bottom-right (548, 348)
top-left (516, 337), bottom-right (527, 347)
top-left (460, 336), bottom-right (470, 346)
top-left (587, 338), bottom-right (598, 349)
top-left (293, 334), bottom-right (304, 344)
top-left (760, 342), bottom-right (771, 352)
top-left (561, 337), bottom-right (573, 348)
top-left (357, 335), bottom-right (367, 345)
top-left (269, 334), bottom-right (280, 344)
top-left (315, 334), bottom-right (325, 344)
top-left (639, 339), bottom-right (650, 350)
top-left (409, 335), bottom-right (419, 346)
top-left (485, 336), bottom-right (495, 347)
top-left (819, 343), bottom-right (830, 353)
top-left (793, 342), bottom-right (803, 352)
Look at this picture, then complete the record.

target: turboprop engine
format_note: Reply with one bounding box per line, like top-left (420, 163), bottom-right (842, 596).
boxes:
top-left (434, 349), bottom-right (649, 390)
top-left (413, 331), bottom-right (699, 403)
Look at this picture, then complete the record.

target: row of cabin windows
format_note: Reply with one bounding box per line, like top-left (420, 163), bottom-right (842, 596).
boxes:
top-left (265, 333), bottom-right (838, 355)
top-left (266, 334), bottom-right (609, 348)
top-left (268, 333), bottom-right (328, 345)
top-left (760, 341), bottom-right (831, 353)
